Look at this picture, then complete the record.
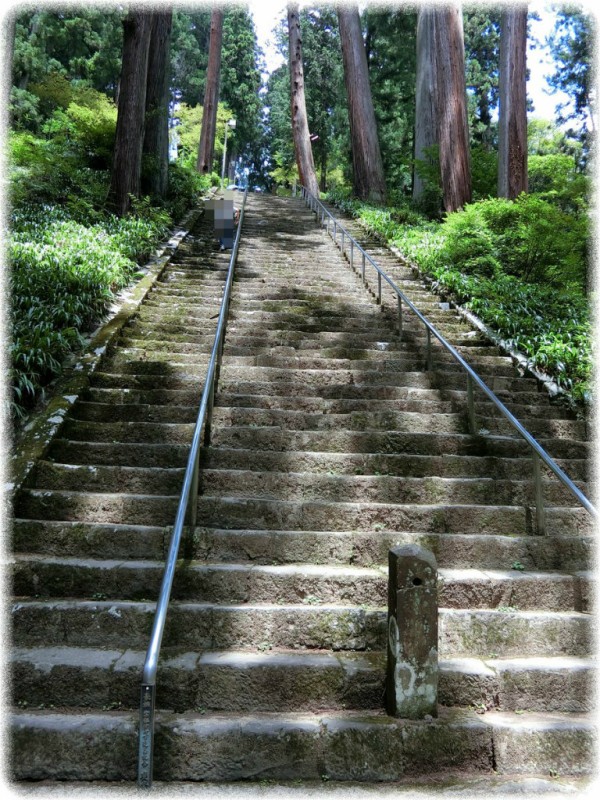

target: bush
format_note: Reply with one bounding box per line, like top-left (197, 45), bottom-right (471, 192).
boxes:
top-left (9, 203), bottom-right (172, 418)
top-left (334, 194), bottom-right (592, 404)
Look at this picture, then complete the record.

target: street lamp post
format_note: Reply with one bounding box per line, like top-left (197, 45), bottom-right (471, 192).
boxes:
top-left (221, 118), bottom-right (236, 186)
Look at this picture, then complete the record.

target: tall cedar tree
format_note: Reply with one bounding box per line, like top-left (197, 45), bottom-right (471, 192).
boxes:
top-left (108, 10), bottom-right (152, 216)
top-left (497, 4), bottom-right (528, 198)
top-left (142, 10), bottom-right (173, 198)
top-left (337, 4), bottom-right (386, 203)
top-left (413, 6), bottom-right (437, 202)
top-left (197, 9), bottom-right (223, 174)
top-left (434, 4), bottom-right (472, 211)
top-left (288, 3), bottom-right (319, 197)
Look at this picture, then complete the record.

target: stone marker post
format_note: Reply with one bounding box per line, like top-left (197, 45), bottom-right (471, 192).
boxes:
top-left (386, 544), bottom-right (438, 718)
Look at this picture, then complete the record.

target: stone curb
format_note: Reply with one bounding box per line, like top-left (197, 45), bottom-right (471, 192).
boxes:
top-left (7, 200), bottom-right (209, 502)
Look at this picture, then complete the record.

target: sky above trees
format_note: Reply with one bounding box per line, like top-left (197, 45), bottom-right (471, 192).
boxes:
top-left (248, 0), bottom-right (574, 121)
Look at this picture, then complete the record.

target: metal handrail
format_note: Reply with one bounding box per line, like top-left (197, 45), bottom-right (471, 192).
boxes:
top-left (300, 186), bottom-right (596, 526)
top-left (137, 189), bottom-right (248, 789)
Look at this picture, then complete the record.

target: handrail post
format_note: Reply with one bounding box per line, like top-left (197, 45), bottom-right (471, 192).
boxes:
top-left (377, 272), bottom-right (382, 306)
top-left (361, 252), bottom-right (366, 286)
top-left (532, 450), bottom-right (547, 535)
top-left (137, 683), bottom-right (155, 788)
top-left (341, 229), bottom-right (345, 258)
top-left (467, 374), bottom-right (476, 435)
top-left (426, 328), bottom-right (432, 370)
top-left (350, 239), bottom-right (354, 271)
top-left (397, 296), bottom-right (403, 339)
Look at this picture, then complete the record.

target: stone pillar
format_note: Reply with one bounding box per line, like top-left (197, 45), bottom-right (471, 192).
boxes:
top-left (386, 544), bottom-right (438, 718)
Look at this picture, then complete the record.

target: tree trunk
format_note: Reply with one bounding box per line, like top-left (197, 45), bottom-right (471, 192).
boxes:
top-left (287, 3), bottom-right (320, 198)
top-left (197, 9), bottom-right (223, 175)
top-left (433, 3), bottom-right (471, 212)
top-left (413, 7), bottom-right (437, 202)
top-left (338, 4), bottom-right (386, 203)
top-left (108, 10), bottom-right (153, 216)
top-left (498, 5), bottom-right (528, 198)
top-left (142, 10), bottom-right (173, 198)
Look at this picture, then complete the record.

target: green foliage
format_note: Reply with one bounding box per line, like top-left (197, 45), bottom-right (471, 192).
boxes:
top-left (546, 7), bottom-right (595, 143)
top-left (170, 10), bottom-right (211, 107)
top-left (365, 7), bottom-right (417, 196)
top-left (9, 87), bottom-right (43, 130)
top-left (327, 189), bottom-right (592, 404)
top-left (470, 145), bottom-right (498, 199)
top-left (9, 204), bottom-right (171, 419)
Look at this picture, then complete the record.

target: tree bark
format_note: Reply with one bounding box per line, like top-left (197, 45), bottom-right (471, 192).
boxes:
top-left (433, 3), bottom-right (472, 212)
top-left (108, 10), bottom-right (153, 216)
top-left (413, 7), bottom-right (437, 202)
top-left (197, 9), bottom-right (223, 175)
top-left (287, 3), bottom-right (320, 198)
top-left (142, 10), bottom-right (173, 198)
top-left (338, 4), bottom-right (386, 203)
top-left (498, 5), bottom-right (528, 198)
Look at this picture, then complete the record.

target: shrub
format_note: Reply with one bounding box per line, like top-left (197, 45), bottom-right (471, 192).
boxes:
top-left (336, 195), bottom-right (592, 404)
top-left (9, 204), bottom-right (172, 418)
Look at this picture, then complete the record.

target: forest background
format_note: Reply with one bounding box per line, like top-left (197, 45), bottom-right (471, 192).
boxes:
top-left (0, 0), bottom-right (596, 430)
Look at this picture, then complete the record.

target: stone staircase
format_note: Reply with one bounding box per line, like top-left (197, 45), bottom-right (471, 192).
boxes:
top-left (9, 193), bottom-right (595, 784)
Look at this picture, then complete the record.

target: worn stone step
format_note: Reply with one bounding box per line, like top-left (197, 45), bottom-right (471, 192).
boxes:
top-left (195, 496), bottom-right (592, 537)
top-left (97, 353), bottom-right (212, 375)
top-left (60, 418), bottom-right (195, 444)
top-left (209, 426), bottom-right (589, 461)
top-left (211, 406), bottom-right (466, 434)
top-left (193, 528), bottom-right (592, 573)
top-left (14, 489), bottom-right (179, 526)
top-left (200, 446), bottom-right (588, 482)
top-left (47, 439), bottom-right (189, 468)
top-left (10, 646), bottom-right (595, 714)
top-left (11, 599), bottom-right (592, 657)
top-left (71, 401), bottom-right (197, 424)
top-left (12, 554), bottom-right (589, 611)
top-left (30, 462), bottom-right (185, 495)
top-left (11, 557), bottom-right (387, 605)
top-left (11, 519), bottom-right (167, 560)
top-left (214, 366), bottom-right (550, 394)
top-left (9, 706), bottom-right (595, 781)
top-left (198, 468), bottom-right (587, 507)
top-left (210, 404), bottom-right (587, 442)
top-left (213, 386), bottom-right (566, 415)
top-left (89, 370), bottom-right (207, 391)
top-left (440, 656), bottom-right (596, 713)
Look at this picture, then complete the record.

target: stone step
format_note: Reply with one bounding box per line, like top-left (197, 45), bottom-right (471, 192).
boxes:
top-left (208, 426), bottom-right (588, 461)
top-left (209, 406), bottom-right (468, 434)
top-left (191, 528), bottom-right (592, 573)
top-left (207, 406), bottom-right (586, 440)
top-left (11, 600), bottom-right (592, 656)
top-left (11, 518), bottom-right (592, 573)
top-left (214, 366), bottom-right (547, 394)
top-left (71, 401), bottom-right (198, 424)
top-left (47, 439), bottom-right (189, 468)
top-left (197, 468), bottom-right (586, 507)
top-left (11, 520), bottom-right (167, 560)
top-left (30, 461), bottom-right (185, 495)
top-left (10, 646), bottom-right (595, 714)
top-left (60, 418), bottom-right (195, 444)
top-left (10, 706), bottom-right (595, 782)
top-left (200, 446), bottom-right (589, 482)
top-left (194, 496), bottom-right (591, 537)
top-left (11, 555), bottom-right (590, 612)
top-left (86, 386), bottom-right (457, 415)
top-left (14, 488), bottom-right (179, 526)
